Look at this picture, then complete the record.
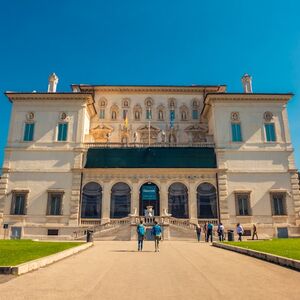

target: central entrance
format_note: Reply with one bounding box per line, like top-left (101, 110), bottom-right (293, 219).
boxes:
top-left (139, 182), bottom-right (160, 216)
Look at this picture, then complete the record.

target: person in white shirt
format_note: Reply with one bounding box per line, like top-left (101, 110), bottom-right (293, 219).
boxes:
top-left (236, 223), bottom-right (244, 241)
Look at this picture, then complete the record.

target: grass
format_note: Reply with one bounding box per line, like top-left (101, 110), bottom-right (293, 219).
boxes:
top-left (225, 238), bottom-right (300, 260)
top-left (0, 240), bottom-right (83, 266)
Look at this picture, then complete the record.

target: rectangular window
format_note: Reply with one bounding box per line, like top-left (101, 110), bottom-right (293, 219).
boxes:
top-left (231, 123), bottom-right (242, 142)
top-left (265, 123), bottom-right (276, 142)
top-left (235, 193), bottom-right (251, 216)
top-left (57, 123), bottom-right (68, 141)
top-left (48, 229), bottom-right (59, 236)
top-left (271, 193), bottom-right (286, 215)
top-left (192, 110), bottom-right (198, 120)
top-left (47, 193), bottom-right (63, 215)
top-left (11, 192), bottom-right (27, 215)
top-left (146, 109), bottom-right (152, 120)
top-left (99, 109), bottom-right (105, 119)
top-left (23, 123), bottom-right (35, 141)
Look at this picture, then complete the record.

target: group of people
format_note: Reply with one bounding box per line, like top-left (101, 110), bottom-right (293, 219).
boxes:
top-left (195, 222), bottom-right (259, 242)
top-left (137, 220), bottom-right (162, 252)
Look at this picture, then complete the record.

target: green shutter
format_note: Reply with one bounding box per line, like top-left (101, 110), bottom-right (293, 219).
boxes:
top-left (58, 123), bottom-right (68, 141)
top-left (231, 123), bottom-right (242, 142)
top-left (24, 123), bottom-right (34, 141)
top-left (265, 123), bottom-right (276, 142)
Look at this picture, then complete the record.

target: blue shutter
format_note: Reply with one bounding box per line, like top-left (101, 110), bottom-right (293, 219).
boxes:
top-left (231, 123), bottom-right (242, 142)
top-left (192, 110), bottom-right (198, 120)
top-left (58, 123), bottom-right (68, 141)
top-left (265, 123), bottom-right (276, 142)
top-left (24, 123), bottom-right (34, 141)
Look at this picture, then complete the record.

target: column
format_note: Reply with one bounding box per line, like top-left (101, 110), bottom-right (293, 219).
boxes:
top-left (131, 180), bottom-right (139, 216)
top-left (101, 180), bottom-right (111, 223)
top-left (189, 181), bottom-right (197, 223)
top-left (160, 180), bottom-right (168, 216)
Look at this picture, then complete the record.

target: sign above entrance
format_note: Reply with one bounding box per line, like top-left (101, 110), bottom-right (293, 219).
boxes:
top-left (142, 185), bottom-right (157, 201)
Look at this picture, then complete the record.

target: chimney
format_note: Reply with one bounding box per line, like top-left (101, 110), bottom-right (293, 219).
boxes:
top-left (48, 73), bottom-right (59, 93)
top-left (241, 74), bottom-right (252, 93)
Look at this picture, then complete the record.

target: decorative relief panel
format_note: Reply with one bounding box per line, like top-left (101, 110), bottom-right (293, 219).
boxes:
top-left (231, 112), bottom-right (240, 122)
top-left (264, 111), bottom-right (273, 122)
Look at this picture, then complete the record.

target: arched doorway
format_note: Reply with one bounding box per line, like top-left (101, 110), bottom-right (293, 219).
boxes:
top-left (110, 182), bottom-right (131, 218)
top-left (197, 183), bottom-right (217, 219)
top-left (168, 182), bottom-right (189, 218)
top-left (139, 182), bottom-right (160, 216)
top-left (81, 182), bottom-right (102, 219)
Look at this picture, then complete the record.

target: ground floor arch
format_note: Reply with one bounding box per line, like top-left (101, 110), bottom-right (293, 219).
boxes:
top-left (81, 182), bottom-right (102, 219)
top-left (168, 182), bottom-right (189, 218)
top-left (110, 182), bottom-right (131, 218)
top-left (139, 182), bottom-right (160, 216)
top-left (197, 182), bottom-right (217, 219)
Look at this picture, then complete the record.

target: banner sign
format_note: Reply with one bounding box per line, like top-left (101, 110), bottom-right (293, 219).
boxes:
top-left (142, 185), bottom-right (157, 200)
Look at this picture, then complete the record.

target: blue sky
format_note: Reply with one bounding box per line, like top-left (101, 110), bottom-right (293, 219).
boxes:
top-left (0, 0), bottom-right (300, 169)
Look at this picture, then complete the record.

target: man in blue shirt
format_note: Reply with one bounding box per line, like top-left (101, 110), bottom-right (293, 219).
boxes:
top-left (206, 222), bottom-right (214, 243)
top-left (137, 220), bottom-right (146, 251)
top-left (151, 221), bottom-right (162, 252)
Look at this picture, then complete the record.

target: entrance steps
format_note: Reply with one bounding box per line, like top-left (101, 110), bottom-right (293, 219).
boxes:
top-left (94, 224), bottom-right (131, 241)
top-left (169, 225), bottom-right (197, 241)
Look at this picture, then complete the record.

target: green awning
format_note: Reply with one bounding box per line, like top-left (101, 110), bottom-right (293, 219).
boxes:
top-left (85, 147), bottom-right (216, 168)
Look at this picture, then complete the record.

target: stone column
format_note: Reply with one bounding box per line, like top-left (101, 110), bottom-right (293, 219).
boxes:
top-left (131, 180), bottom-right (140, 216)
top-left (218, 172), bottom-right (230, 225)
top-left (189, 180), bottom-right (198, 224)
top-left (101, 181), bottom-right (111, 223)
top-left (160, 180), bottom-right (168, 216)
top-left (69, 171), bottom-right (82, 227)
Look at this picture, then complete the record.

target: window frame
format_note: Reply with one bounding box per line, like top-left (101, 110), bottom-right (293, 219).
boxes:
top-left (23, 122), bottom-right (35, 142)
top-left (270, 192), bottom-right (287, 216)
top-left (10, 191), bottom-right (28, 215)
top-left (99, 109), bottom-right (105, 119)
top-left (47, 191), bottom-right (64, 216)
top-left (235, 192), bottom-right (251, 216)
top-left (231, 122), bottom-right (243, 142)
top-left (264, 123), bottom-right (276, 142)
top-left (57, 122), bottom-right (68, 142)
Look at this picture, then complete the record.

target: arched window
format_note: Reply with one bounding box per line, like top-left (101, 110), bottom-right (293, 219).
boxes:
top-left (111, 111), bottom-right (117, 120)
top-left (197, 183), bottom-right (217, 219)
top-left (81, 182), bottom-right (102, 219)
top-left (158, 110), bottom-right (164, 121)
top-left (110, 182), bottom-right (131, 218)
top-left (168, 183), bottom-right (189, 218)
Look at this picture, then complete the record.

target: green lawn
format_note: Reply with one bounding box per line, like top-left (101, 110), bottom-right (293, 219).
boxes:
top-left (226, 239), bottom-right (300, 260)
top-left (0, 240), bottom-right (83, 266)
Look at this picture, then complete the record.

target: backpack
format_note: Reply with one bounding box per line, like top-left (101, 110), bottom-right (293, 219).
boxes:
top-left (137, 224), bottom-right (145, 235)
top-left (207, 223), bottom-right (213, 230)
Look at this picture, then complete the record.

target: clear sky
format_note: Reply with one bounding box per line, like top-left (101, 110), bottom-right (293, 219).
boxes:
top-left (0, 0), bottom-right (300, 169)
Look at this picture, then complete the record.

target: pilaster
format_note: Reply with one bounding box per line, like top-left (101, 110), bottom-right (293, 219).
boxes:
top-left (101, 180), bottom-right (111, 222)
top-left (160, 180), bottom-right (168, 216)
top-left (188, 180), bottom-right (197, 223)
top-left (218, 171), bottom-right (230, 224)
top-left (69, 171), bottom-right (82, 226)
top-left (290, 172), bottom-right (300, 226)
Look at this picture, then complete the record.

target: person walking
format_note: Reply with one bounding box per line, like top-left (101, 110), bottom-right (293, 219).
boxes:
top-left (217, 222), bottom-right (225, 241)
top-left (195, 224), bottom-right (202, 242)
top-left (151, 221), bottom-right (162, 252)
top-left (252, 224), bottom-right (258, 240)
top-left (236, 223), bottom-right (244, 241)
top-left (206, 221), bottom-right (214, 243)
top-left (137, 220), bottom-right (146, 251)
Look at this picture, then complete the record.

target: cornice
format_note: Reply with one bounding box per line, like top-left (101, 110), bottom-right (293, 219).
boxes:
top-left (72, 85), bottom-right (227, 95)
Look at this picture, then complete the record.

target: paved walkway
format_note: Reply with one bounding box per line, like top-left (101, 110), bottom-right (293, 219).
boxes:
top-left (0, 241), bottom-right (300, 300)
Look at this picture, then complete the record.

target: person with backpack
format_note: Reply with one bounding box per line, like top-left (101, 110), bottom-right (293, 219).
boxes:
top-left (151, 221), bottom-right (162, 252)
top-left (137, 220), bottom-right (146, 251)
top-left (206, 222), bottom-right (214, 242)
top-left (217, 222), bottom-right (225, 241)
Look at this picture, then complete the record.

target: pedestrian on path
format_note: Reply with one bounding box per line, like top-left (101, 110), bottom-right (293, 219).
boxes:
top-left (203, 222), bottom-right (208, 242)
top-left (236, 223), bottom-right (244, 241)
top-left (252, 224), bottom-right (258, 240)
top-left (217, 222), bottom-right (225, 241)
top-left (151, 221), bottom-right (162, 252)
top-left (137, 220), bottom-right (146, 251)
top-left (206, 222), bottom-right (214, 243)
top-left (195, 224), bottom-right (202, 242)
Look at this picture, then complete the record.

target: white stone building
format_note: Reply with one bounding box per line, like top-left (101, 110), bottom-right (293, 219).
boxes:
top-left (0, 74), bottom-right (299, 239)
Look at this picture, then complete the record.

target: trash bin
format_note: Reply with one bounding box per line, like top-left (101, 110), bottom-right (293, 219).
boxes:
top-left (86, 230), bottom-right (94, 242)
top-left (227, 230), bottom-right (234, 241)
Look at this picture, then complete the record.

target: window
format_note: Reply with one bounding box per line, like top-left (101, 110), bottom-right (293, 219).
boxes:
top-left (231, 123), bottom-right (242, 142)
top-left (123, 110), bottom-right (128, 120)
top-left (134, 111), bottom-right (140, 120)
top-left (271, 193), bottom-right (286, 215)
top-left (99, 109), bottom-right (105, 119)
top-left (47, 192), bottom-right (63, 215)
top-left (181, 111), bottom-right (187, 121)
top-left (158, 110), bottom-right (164, 121)
top-left (23, 123), bottom-right (35, 141)
top-left (192, 110), bottom-right (198, 120)
top-left (48, 229), bottom-right (59, 236)
top-left (57, 123), bottom-right (68, 141)
top-left (11, 192), bottom-right (27, 215)
top-left (265, 123), bottom-right (276, 142)
top-left (146, 109), bottom-right (152, 120)
top-left (111, 111), bottom-right (117, 120)
top-left (235, 193), bottom-right (251, 216)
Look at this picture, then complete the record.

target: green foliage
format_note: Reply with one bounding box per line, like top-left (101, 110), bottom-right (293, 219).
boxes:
top-left (0, 240), bottom-right (83, 266)
top-left (226, 239), bottom-right (300, 260)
